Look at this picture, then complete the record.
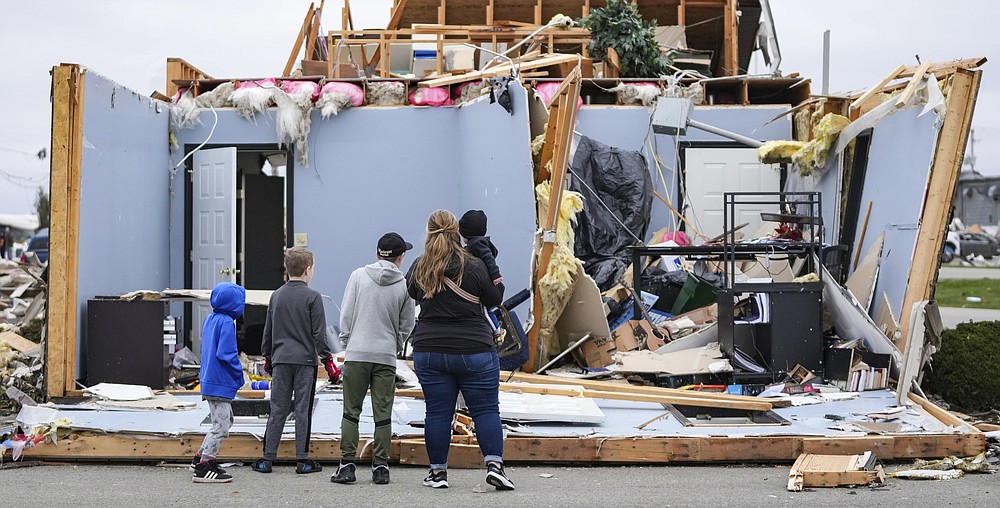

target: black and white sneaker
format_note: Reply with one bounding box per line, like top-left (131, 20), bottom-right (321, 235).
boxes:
top-left (486, 462), bottom-right (515, 491)
top-left (189, 455), bottom-right (226, 473)
top-left (422, 469), bottom-right (448, 488)
top-left (330, 462), bottom-right (357, 484)
top-left (192, 460), bottom-right (233, 483)
top-left (372, 464), bottom-right (390, 485)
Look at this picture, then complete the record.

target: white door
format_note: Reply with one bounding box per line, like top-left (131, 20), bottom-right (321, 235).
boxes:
top-left (684, 147), bottom-right (781, 241)
top-left (191, 147), bottom-right (237, 355)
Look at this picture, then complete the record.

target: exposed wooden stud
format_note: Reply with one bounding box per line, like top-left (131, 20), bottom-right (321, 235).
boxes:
top-left (895, 60), bottom-right (931, 108)
top-left (852, 201), bottom-right (873, 271)
top-left (368, 0), bottom-right (409, 69)
top-left (535, 0), bottom-right (542, 25)
top-left (897, 69), bottom-right (981, 346)
top-left (526, 67), bottom-right (582, 372)
top-left (165, 58), bottom-right (212, 97)
top-left (849, 64), bottom-right (905, 112)
top-left (285, 4), bottom-right (315, 77)
top-left (305, 0), bottom-right (324, 61)
top-left (722, 0), bottom-right (738, 76)
top-left (47, 64), bottom-right (85, 398)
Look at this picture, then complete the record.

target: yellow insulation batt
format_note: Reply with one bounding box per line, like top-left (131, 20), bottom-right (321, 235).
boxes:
top-left (535, 181), bottom-right (585, 359)
top-left (792, 113), bottom-right (850, 175)
top-left (758, 140), bottom-right (806, 164)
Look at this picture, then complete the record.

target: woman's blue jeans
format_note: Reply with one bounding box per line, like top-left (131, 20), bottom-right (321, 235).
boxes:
top-left (413, 350), bottom-right (503, 470)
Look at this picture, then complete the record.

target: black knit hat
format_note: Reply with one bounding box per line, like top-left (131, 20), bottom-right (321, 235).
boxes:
top-left (459, 210), bottom-right (488, 238)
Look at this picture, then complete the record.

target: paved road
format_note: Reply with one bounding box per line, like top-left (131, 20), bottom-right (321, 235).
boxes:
top-left (2, 463), bottom-right (996, 507)
top-left (938, 266), bottom-right (1000, 279)
top-left (938, 306), bottom-right (1000, 329)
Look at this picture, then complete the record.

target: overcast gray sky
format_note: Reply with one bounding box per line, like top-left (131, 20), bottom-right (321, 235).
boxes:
top-left (0, 0), bottom-right (995, 216)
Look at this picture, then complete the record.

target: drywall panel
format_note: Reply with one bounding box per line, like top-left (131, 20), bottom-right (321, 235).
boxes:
top-left (852, 108), bottom-right (938, 322)
top-left (575, 105), bottom-right (791, 239)
top-left (77, 71), bottom-right (171, 377)
top-left (171, 84), bottom-right (537, 326)
top-left (456, 86), bottom-right (537, 298)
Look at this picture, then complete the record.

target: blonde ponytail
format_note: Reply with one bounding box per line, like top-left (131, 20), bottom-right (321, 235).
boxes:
top-left (414, 210), bottom-right (468, 297)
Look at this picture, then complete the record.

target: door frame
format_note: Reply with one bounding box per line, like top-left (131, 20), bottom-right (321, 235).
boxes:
top-left (183, 143), bottom-right (295, 348)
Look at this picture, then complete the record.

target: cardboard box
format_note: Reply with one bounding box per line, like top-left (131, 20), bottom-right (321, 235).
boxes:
top-left (610, 320), bottom-right (661, 352)
top-left (571, 333), bottom-right (617, 368)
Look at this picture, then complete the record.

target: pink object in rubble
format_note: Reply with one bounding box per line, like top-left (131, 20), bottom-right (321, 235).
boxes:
top-left (534, 82), bottom-right (583, 109)
top-left (318, 81), bottom-right (365, 107)
top-left (280, 80), bottom-right (320, 101)
top-left (235, 77), bottom-right (277, 90)
top-left (409, 87), bottom-right (454, 107)
top-left (661, 231), bottom-right (690, 246)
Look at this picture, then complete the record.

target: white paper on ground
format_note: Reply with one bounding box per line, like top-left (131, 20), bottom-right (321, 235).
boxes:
top-left (16, 405), bottom-right (60, 427)
top-left (84, 383), bottom-right (155, 401)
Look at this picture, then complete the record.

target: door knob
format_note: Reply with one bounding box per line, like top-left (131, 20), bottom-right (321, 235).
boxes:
top-left (220, 268), bottom-right (241, 275)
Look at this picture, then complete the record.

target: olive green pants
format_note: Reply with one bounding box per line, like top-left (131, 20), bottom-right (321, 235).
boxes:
top-left (340, 361), bottom-right (396, 465)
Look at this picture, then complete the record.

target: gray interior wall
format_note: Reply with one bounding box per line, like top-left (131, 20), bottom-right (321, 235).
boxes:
top-left (77, 70), bottom-right (171, 377)
top-left (849, 107), bottom-right (938, 321)
top-left (575, 105), bottom-right (792, 239)
top-left (171, 83), bottom-right (537, 327)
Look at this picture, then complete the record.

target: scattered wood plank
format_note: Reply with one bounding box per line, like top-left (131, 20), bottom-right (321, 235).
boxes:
top-left (849, 64), bottom-right (905, 112)
top-left (787, 452), bottom-right (884, 491)
top-left (0, 331), bottom-right (40, 354)
top-left (419, 53), bottom-right (578, 88)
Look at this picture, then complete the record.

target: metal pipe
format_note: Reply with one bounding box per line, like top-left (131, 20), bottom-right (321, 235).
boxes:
top-left (822, 30), bottom-right (831, 95)
top-left (687, 119), bottom-right (763, 148)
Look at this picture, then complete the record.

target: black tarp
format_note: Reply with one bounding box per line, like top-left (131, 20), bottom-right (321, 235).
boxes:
top-left (570, 136), bottom-right (653, 291)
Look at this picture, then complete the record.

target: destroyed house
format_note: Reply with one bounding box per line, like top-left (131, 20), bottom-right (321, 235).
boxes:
top-left (26, 0), bottom-right (987, 465)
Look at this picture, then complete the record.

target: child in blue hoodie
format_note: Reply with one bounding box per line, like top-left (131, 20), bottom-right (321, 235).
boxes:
top-left (192, 282), bottom-right (246, 483)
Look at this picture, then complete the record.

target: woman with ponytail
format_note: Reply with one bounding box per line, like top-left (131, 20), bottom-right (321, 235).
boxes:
top-left (405, 210), bottom-right (515, 491)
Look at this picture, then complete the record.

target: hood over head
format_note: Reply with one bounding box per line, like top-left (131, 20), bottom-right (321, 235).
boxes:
top-left (365, 260), bottom-right (404, 286)
top-left (210, 282), bottom-right (246, 319)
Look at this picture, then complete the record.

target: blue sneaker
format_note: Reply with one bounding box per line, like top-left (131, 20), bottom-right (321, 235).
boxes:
top-left (296, 459), bottom-right (323, 474)
top-left (251, 458), bottom-right (272, 473)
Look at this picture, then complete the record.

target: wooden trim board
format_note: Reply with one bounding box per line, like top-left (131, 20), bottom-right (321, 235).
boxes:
top-left (24, 431), bottom-right (984, 466)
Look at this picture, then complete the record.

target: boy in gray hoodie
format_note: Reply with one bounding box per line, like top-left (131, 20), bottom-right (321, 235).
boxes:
top-left (330, 232), bottom-right (415, 485)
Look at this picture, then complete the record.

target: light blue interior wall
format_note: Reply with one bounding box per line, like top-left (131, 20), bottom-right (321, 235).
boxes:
top-left (455, 87), bottom-right (536, 295)
top-left (575, 105), bottom-right (792, 238)
top-left (851, 108), bottom-right (938, 321)
top-left (77, 70), bottom-right (171, 377)
top-left (171, 83), bottom-right (537, 326)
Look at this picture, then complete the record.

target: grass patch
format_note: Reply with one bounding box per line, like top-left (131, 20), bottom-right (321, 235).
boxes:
top-left (935, 278), bottom-right (1000, 309)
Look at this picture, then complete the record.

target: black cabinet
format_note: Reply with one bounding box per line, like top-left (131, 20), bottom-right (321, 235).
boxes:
top-left (87, 299), bottom-right (169, 389)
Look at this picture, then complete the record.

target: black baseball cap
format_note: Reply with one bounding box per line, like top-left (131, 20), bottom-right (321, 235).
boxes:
top-left (377, 232), bottom-right (413, 258)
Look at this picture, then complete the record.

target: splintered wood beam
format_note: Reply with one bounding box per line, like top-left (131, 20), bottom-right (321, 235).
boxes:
top-left (48, 64), bottom-right (85, 398)
top-left (895, 61), bottom-right (930, 108)
top-left (525, 67), bottom-right (582, 372)
top-left (897, 69), bottom-right (981, 347)
top-left (305, 0), bottom-right (324, 61)
top-left (501, 370), bottom-right (789, 408)
top-left (284, 3), bottom-right (315, 77)
top-left (419, 53), bottom-right (578, 87)
top-left (849, 64), bottom-right (905, 112)
top-left (722, 0), bottom-right (738, 76)
top-left (369, 0), bottom-right (409, 69)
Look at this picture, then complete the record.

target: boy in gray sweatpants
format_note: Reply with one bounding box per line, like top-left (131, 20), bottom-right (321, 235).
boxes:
top-left (330, 232), bottom-right (415, 485)
top-left (253, 247), bottom-right (341, 475)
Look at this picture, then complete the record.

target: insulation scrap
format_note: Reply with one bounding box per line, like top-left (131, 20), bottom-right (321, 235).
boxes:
top-left (610, 82), bottom-right (662, 106)
top-left (454, 81), bottom-right (488, 104)
top-left (274, 81), bottom-right (318, 167)
top-left (791, 113), bottom-right (851, 175)
top-left (169, 88), bottom-right (201, 130)
top-left (891, 469), bottom-right (964, 480)
top-left (758, 140), bottom-right (806, 164)
top-left (231, 78), bottom-right (277, 120)
top-left (534, 82), bottom-right (583, 109)
top-left (316, 82), bottom-right (364, 118)
top-left (534, 181), bottom-right (585, 358)
top-left (662, 80), bottom-right (704, 104)
top-left (194, 81), bottom-right (235, 109)
top-left (366, 81), bottom-right (407, 105)
top-left (410, 87), bottom-right (454, 107)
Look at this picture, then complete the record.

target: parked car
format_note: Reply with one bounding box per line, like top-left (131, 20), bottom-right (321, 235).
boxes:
top-left (941, 231), bottom-right (1000, 262)
top-left (20, 228), bottom-right (48, 264)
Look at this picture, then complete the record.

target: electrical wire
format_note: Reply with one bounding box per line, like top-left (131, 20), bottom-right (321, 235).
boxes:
top-left (173, 105), bottom-right (218, 171)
